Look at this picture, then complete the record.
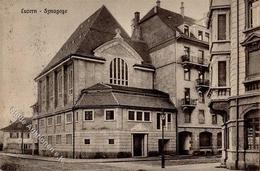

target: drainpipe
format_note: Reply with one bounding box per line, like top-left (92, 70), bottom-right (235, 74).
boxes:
top-left (175, 110), bottom-right (179, 155)
top-left (72, 58), bottom-right (75, 159)
top-left (21, 130), bottom-right (24, 154)
top-left (235, 0), bottom-right (240, 169)
top-left (224, 114), bottom-right (227, 164)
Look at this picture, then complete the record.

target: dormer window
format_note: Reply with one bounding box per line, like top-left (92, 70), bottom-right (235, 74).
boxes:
top-left (110, 58), bottom-right (128, 86)
top-left (205, 33), bottom-right (209, 42)
top-left (198, 31), bottom-right (203, 41)
top-left (184, 25), bottom-right (189, 36)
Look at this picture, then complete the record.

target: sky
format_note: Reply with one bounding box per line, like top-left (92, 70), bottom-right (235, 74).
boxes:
top-left (0, 0), bottom-right (209, 128)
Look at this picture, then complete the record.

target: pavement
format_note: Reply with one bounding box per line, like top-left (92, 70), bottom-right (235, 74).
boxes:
top-left (0, 152), bottom-right (236, 171)
top-left (0, 152), bottom-right (220, 163)
top-left (101, 162), bottom-right (231, 171)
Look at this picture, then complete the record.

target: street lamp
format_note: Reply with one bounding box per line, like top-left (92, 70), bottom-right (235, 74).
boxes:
top-left (161, 110), bottom-right (166, 169)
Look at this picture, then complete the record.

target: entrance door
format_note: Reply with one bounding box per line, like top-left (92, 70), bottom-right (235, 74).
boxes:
top-left (179, 131), bottom-right (192, 155)
top-left (133, 134), bottom-right (144, 156)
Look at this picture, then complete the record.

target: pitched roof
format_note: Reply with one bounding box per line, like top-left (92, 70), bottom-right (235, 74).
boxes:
top-left (1, 118), bottom-right (32, 132)
top-left (38, 5), bottom-right (152, 78)
top-left (139, 6), bottom-right (196, 31)
top-left (75, 83), bottom-right (176, 112)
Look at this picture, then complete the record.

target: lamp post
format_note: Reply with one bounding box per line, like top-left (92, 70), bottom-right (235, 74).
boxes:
top-left (161, 110), bottom-right (166, 169)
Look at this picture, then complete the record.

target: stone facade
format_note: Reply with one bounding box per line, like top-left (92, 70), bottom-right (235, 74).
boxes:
top-left (33, 2), bottom-right (224, 159)
top-left (32, 5), bottom-right (177, 158)
top-left (136, 3), bottom-right (222, 155)
top-left (207, 0), bottom-right (260, 169)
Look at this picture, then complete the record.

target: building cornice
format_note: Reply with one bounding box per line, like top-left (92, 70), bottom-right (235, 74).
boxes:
top-left (34, 54), bottom-right (106, 81)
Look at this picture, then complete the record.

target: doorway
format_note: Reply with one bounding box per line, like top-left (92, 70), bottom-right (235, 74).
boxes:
top-left (133, 134), bottom-right (147, 157)
top-left (179, 131), bottom-right (192, 155)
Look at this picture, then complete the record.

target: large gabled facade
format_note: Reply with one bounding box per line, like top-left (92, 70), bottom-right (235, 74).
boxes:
top-left (207, 0), bottom-right (260, 170)
top-left (32, 5), bottom-right (177, 158)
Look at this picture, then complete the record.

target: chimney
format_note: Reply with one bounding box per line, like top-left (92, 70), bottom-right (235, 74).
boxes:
top-left (134, 12), bottom-right (140, 23)
top-left (156, 0), bottom-right (161, 7)
top-left (180, 2), bottom-right (184, 17)
top-left (131, 12), bottom-right (142, 41)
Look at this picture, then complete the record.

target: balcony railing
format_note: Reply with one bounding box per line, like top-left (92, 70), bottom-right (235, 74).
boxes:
top-left (196, 79), bottom-right (210, 94)
top-left (207, 87), bottom-right (231, 99)
top-left (181, 55), bottom-right (209, 66)
top-left (196, 79), bottom-right (210, 86)
top-left (181, 98), bottom-right (197, 106)
top-left (180, 98), bottom-right (197, 112)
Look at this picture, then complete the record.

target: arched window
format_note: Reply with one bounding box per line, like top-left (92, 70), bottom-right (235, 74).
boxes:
top-left (245, 109), bottom-right (260, 150)
top-left (110, 58), bottom-right (128, 86)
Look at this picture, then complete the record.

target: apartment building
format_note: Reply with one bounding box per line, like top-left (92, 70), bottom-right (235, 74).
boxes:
top-left (207, 0), bottom-right (260, 169)
top-left (133, 1), bottom-right (222, 155)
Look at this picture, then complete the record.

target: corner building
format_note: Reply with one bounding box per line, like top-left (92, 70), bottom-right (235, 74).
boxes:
top-left (207, 0), bottom-right (260, 169)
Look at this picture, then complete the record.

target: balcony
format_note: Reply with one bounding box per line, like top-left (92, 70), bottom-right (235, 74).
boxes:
top-left (196, 79), bottom-right (210, 94)
top-left (207, 87), bottom-right (230, 118)
top-left (180, 98), bottom-right (197, 113)
top-left (181, 55), bottom-right (209, 71)
top-left (207, 87), bottom-right (231, 100)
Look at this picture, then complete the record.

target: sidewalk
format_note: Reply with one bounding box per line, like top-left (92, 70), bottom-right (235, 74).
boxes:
top-left (0, 152), bottom-right (220, 163)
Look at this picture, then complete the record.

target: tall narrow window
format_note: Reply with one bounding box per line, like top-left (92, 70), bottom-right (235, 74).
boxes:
top-left (56, 70), bottom-right (63, 106)
top-left (205, 33), bottom-right (209, 42)
top-left (184, 88), bottom-right (190, 104)
top-left (49, 74), bottom-right (54, 106)
top-left (157, 113), bottom-right (161, 129)
top-left (218, 61), bottom-right (227, 86)
top-left (218, 14), bottom-right (226, 40)
top-left (247, 48), bottom-right (260, 79)
top-left (184, 25), bottom-right (189, 36)
top-left (198, 50), bottom-right (204, 64)
top-left (245, 110), bottom-right (259, 150)
top-left (184, 68), bottom-right (190, 81)
top-left (41, 80), bottom-right (46, 110)
top-left (212, 115), bottom-right (217, 124)
top-left (110, 58), bottom-right (128, 86)
top-left (184, 46), bottom-right (190, 57)
top-left (66, 134), bottom-right (72, 144)
top-left (184, 113), bottom-right (191, 123)
top-left (248, 0), bottom-right (260, 28)
top-left (198, 110), bottom-right (205, 124)
top-left (46, 76), bottom-right (49, 110)
top-left (68, 67), bottom-right (73, 95)
top-left (198, 31), bottom-right (203, 40)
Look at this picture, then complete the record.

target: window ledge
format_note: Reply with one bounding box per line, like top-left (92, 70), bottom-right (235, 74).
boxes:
top-left (212, 40), bottom-right (230, 43)
top-left (243, 26), bottom-right (260, 34)
top-left (127, 120), bottom-right (152, 123)
top-left (243, 77), bottom-right (260, 84)
top-left (83, 120), bottom-right (94, 122)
